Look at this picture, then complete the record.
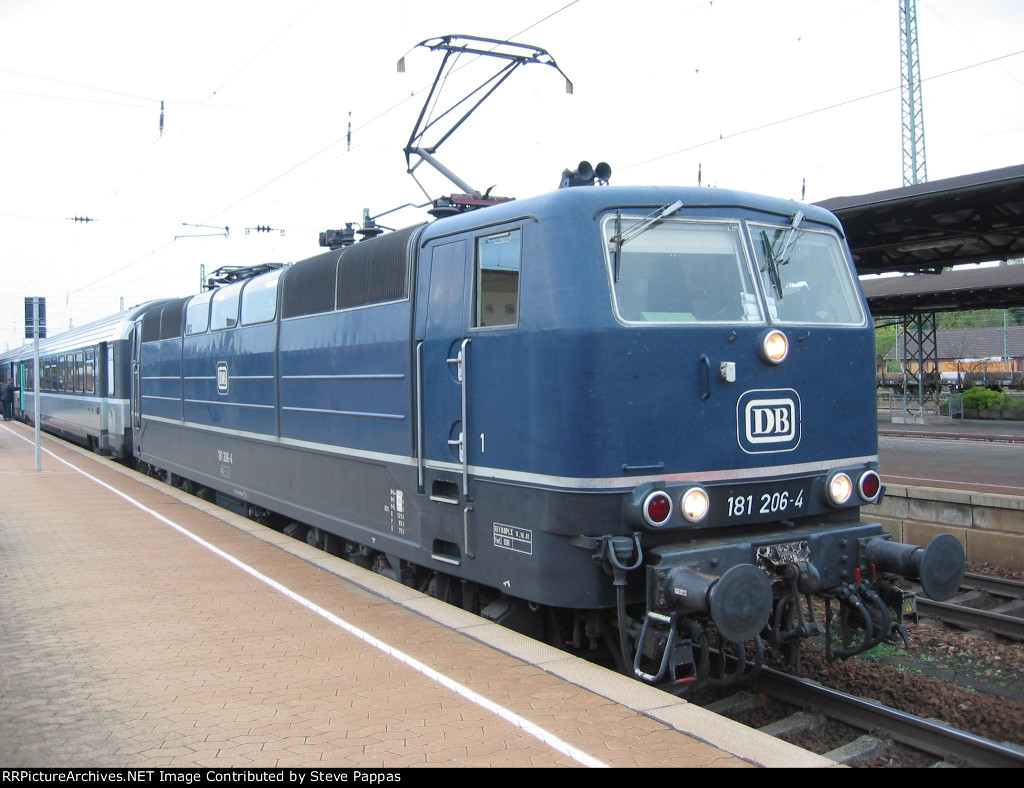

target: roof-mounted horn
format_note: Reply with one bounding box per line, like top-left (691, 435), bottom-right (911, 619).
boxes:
top-left (559, 160), bottom-right (612, 189)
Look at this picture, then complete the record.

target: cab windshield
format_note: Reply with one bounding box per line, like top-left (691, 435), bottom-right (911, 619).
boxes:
top-left (750, 223), bottom-right (864, 325)
top-left (603, 213), bottom-right (864, 326)
top-left (605, 218), bottom-right (762, 323)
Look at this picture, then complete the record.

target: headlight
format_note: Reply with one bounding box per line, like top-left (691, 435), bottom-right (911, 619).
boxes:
top-left (760, 329), bottom-right (789, 365)
top-left (827, 472), bottom-right (854, 506)
top-left (680, 487), bottom-right (710, 523)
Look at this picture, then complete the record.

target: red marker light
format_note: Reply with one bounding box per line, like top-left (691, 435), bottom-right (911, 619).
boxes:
top-left (643, 491), bottom-right (673, 526)
top-left (859, 470), bottom-right (882, 502)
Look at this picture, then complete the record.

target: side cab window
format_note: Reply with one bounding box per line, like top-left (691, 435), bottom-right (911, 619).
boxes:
top-left (241, 268), bottom-right (283, 325)
top-left (474, 228), bottom-right (521, 328)
top-left (210, 281), bottom-right (244, 330)
top-left (186, 291), bottom-right (213, 335)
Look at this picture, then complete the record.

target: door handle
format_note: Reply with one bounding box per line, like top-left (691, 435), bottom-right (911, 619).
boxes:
top-left (700, 354), bottom-right (711, 401)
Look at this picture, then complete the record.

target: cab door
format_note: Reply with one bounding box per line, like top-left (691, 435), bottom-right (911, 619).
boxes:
top-left (417, 238), bottom-right (471, 502)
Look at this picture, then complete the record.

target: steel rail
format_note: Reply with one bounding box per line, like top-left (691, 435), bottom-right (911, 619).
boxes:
top-left (756, 667), bottom-right (1024, 768)
top-left (960, 572), bottom-right (1024, 599)
top-left (916, 597), bottom-right (1024, 640)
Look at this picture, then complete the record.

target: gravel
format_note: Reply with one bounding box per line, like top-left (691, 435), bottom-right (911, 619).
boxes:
top-left (693, 563), bottom-right (1024, 766)
top-left (797, 564), bottom-right (1024, 752)
top-left (793, 631), bottom-right (1024, 747)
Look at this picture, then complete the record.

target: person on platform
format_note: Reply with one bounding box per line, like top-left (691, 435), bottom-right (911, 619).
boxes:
top-left (2, 379), bottom-right (18, 421)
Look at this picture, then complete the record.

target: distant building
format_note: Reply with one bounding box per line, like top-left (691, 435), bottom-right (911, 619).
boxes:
top-left (884, 326), bottom-right (1024, 387)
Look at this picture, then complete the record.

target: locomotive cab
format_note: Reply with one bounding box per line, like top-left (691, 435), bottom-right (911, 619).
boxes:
top-left (413, 185), bottom-right (964, 689)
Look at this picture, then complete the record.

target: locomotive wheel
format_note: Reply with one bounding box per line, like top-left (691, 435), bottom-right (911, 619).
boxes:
top-left (305, 526), bottom-right (324, 550)
top-left (424, 572), bottom-right (462, 607)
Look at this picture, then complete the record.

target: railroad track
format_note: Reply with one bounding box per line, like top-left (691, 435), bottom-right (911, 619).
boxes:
top-left (916, 572), bottom-right (1024, 640)
top-left (960, 573), bottom-right (1024, 598)
top-left (710, 668), bottom-right (1024, 767)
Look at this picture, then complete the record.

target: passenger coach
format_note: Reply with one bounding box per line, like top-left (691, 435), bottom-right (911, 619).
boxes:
top-left (2, 301), bottom-right (169, 457)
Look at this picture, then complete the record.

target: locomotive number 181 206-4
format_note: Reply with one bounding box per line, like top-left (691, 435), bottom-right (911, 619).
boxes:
top-left (722, 481), bottom-right (809, 522)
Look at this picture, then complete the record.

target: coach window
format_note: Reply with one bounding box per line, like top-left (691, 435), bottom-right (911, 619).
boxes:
top-left (210, 281), bottom-right (243, 330)
top-left (186, 291), bottom-right (213, 334)
top-left (85, 349), bottom-right (95, 394)
top-left (241, 268), bottom-right (283, 325)
top-left (474, 228), bottom-right (521, 328)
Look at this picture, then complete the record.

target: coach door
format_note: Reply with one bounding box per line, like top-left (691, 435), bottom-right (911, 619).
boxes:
top-left (417, 238), bottom-right (473, 508)
top-left (130, 321), bottom-right (142, 454)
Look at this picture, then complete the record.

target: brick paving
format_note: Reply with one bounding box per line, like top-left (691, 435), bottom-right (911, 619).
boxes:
top-left (0, 423), bottom-right (833, 768)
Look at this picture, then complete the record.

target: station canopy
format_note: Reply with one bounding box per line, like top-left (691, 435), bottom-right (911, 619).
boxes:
top-left (857, 264), bottom-right (1024, 314)
top-left (816, 164), bottom-right (1024, 316)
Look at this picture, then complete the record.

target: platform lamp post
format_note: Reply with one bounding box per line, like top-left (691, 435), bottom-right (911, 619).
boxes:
top-left (24, 297), bottom-right (44, 471)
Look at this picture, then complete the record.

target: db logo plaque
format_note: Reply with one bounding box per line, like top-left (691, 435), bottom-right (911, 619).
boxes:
top-left (217, 361), bottom-right (230, 395)
top-left (737, 389), bottom-right (801, 454)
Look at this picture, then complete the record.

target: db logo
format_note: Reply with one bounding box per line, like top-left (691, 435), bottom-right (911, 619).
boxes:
top-left (737, 389), bottom-right (800, 453)
top-left (217, 361), bottom-right (230, 395)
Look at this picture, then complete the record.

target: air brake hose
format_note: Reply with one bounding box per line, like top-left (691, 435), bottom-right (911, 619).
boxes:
top-left (860, 586), bottom-right (896, 650)
top-left (828, 585), bottom-right (876, 658)
top-left (616, 585), bottom-right (632, 677)
top-left (862, 585), bottom-right (911, 648)
top-left (600, 534), bottom-right (643, 677)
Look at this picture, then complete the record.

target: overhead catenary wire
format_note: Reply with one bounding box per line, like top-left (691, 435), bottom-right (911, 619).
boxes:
top-left (62, 42), bottom-right (1024, 328)
top-left (619, 48), bottom-right (1024, 174)
top-left (1, 2), bottom-right (1020, 349)
top-left (23, 35), bottom-right (1024, 312)
top-left (198, 0), bottom-right (324, 105)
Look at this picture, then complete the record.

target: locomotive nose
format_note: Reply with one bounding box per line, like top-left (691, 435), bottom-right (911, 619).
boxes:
top-left (661, 564), bottom-right (773, 643)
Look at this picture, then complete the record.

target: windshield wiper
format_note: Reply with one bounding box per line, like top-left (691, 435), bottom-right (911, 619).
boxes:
top-left (610, 200), bottom-right (684, 280)
top-left (760, 209), bottom-right (804, 300)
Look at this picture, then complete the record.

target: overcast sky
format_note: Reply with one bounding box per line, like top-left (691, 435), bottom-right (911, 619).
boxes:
top-left (1, 0), bottom-right (1022, 350)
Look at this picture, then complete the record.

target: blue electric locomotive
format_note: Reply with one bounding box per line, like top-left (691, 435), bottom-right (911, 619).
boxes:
top-left (124, 179), bottom-right (964, 689)
top-left (6, 177), bottom-right (965, 691)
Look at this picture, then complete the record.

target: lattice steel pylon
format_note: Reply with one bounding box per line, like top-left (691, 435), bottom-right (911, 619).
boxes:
top-left (900, 0), bottom-right (928, 186)
top-left (899, 313), bottom-right (940, 417)
top-left (897, 2), bottom-right (945, 422)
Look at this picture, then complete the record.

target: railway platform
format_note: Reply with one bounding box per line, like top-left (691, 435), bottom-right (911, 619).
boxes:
top-left (877, 413), bottom-right (1024, 444)
top-left (0, 422), bottom-right (834, 770)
